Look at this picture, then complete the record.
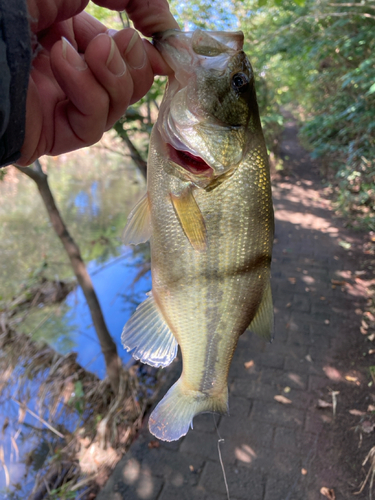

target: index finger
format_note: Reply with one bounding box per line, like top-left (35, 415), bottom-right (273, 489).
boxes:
top-left (93, 0), bottom-right (180, 37)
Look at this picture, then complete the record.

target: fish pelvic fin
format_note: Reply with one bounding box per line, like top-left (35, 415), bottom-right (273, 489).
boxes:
top-left (248, 281), bottom-right (274, 342)
top-left (170, 187), bottom-right (207, 252)
top-left (149, 379), bottom-right (228, 441)
top-left (122, 192), bottom-right (151, 245)
top-left (121, 293), bottom-right (178, 368)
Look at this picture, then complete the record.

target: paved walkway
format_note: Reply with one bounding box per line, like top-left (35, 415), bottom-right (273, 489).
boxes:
top-left (97, 120), bottom-right (368, 500)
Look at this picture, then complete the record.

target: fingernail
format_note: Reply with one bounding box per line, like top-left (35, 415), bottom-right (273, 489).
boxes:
top-left (106, 28), bottom-right (118, 37)
top-left (61, 37), bottom-right (87, 71)
top-left (106, 37), bottom-right (127, 77)
top-left (124, 31), bottom-right (146, 69)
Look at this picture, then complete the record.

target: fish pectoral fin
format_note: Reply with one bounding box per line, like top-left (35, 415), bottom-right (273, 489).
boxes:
top-left (170, 187), bottom-right (207, 252)
top-left (149, 380), bottom-right (228, 442)
top-left (248, 282), bottom-right (274, 342)
top-left (122, 192), bottom-right (151, 245)
top-left (121, 292), bottom-right (178, 368)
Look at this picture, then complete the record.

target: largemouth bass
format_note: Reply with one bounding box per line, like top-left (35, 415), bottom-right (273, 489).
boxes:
top-left (122, 29), bottom-right (274, 442)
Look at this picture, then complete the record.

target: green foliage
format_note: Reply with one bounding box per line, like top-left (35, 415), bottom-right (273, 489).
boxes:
top-left (235, 0), bottom-right (375, 228)
top-left (69, 380), bottom-right (85, 415)
top-left (106, 0), bottom-right (374, 227)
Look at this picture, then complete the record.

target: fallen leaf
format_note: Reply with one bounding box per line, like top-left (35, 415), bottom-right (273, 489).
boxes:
top-left (331, 391), bottom-right (340, 417)
top-left (244, 360), bottom-right (254, 369)
top-left (361, 421), bottom-right (375, 434)
top-left (284, 386), bottom-right (291, 393)
top-left (349, 409), bottom-right (366, 416)
top-left (339, 240), bottom-right (351, 250)
top-left (317, 399), bottom-right (332, 409)
top-left (368, 405), bottom-right (375, 412)
top-left (288, 277), bottom-right (296, 284)
top-left (368, 333), bottom-right (375, 342)
top-left (305, 354), bottom-right (313, 363)
top-left (286, 302), bottom-right (292, 308)
top-left (189, 465), bottom-right (195, 472)
top-left (331, 279), bottom-right (347, 286)
top-left (369, 350), bottom-right (375, 355)
top-left (274, 395), bottom-right (292, 404)
top-left (345, 375), bottom-right (358, 382)
top-left (320, 487), bottom-right (335, 500)
top-left (324, 319), bottom-right (330, 325)
top-left (148, 440), bottom-right (160, 449)
top-left (355, 270), bottom-right (366, 276)
top-left (301, 468), bottom-right (307, 475)
top-left (364, 311), bottom-right (375, 322)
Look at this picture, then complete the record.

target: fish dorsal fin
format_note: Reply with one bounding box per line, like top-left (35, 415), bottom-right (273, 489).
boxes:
top-left (248, 282), bottom-right (274, 341)
top-left (121, 292), bottom-right (178, 368)
top-left (123, 193), bottom-right (151, 245)
top-left (170, 187), bottom-right (207, 252)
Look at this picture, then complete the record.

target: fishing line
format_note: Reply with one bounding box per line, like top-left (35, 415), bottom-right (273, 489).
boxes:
top-left (213, 414), bottom-right (231, 500)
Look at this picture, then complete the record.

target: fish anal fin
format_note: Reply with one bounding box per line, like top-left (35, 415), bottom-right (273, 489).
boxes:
top-left (121, 292), bottom-right (178, 368)
top-left (170, 187), bottom-right (207, 252)
top-left (248, 282), bottom-right (274, 342)
top-left (149, 379), bottom-right (228, 441)
top-left (123, 193), bottom-right (151, 245)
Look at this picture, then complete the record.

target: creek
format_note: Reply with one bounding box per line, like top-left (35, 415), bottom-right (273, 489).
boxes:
top-left (0, 142), bottom-right (150, 497)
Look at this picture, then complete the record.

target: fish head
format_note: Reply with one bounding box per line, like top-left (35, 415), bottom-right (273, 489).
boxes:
top-left (153, 29), bottom-right (261, 186)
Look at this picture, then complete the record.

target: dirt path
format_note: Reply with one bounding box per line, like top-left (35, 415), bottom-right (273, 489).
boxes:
top-left (97, 119), bottom-right (374, 500)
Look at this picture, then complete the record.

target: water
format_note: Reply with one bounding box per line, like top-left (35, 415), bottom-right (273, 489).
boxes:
top-left (0, 140), bottom-right (151, 497)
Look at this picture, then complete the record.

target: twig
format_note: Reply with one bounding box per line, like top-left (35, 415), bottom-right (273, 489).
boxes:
top-left (91, 144), bottom-right (132, 157)
top-left (328, 2), bottom-right (375, 6)
top-left (213, 415), bottom-right (230, 500)
top-left (26, 309), bottom-right (55, 338)
top-left (11, 398), bottom-right (65, 439)
top-left (70, 474), bottom-right (96, 492)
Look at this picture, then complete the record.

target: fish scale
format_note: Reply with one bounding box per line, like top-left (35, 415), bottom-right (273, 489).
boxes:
top-left (121, 29), bottom-right (274, 441)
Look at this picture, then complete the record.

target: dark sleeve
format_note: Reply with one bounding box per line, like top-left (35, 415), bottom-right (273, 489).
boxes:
top-left (0, 0), bottom-right (31, 167)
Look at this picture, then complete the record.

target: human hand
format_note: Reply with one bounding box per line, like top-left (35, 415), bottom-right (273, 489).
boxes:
top-left (18, 0), bottom-right (179, 166)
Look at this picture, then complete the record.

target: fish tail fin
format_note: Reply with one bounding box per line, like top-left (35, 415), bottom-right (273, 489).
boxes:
top-left (149, 378), bottom-right (228, 441)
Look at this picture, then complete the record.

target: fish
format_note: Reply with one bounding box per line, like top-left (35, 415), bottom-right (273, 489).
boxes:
top-left (121, 29), bottom-right (274, 442)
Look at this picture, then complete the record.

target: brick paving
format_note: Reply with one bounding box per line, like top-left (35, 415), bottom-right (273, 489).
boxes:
top-left (97, 120), bottom-right (368, 500)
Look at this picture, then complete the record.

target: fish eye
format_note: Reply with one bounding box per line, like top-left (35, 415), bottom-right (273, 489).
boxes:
top-left (231, 72), bottom-right (249, 93)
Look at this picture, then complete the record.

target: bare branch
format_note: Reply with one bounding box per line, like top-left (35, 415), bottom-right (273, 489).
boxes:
top-left (34, 158), bottom-right (44, 174)
top-left (121, 130), bottom-right (148, 179)
top-left (324, 11), bottom-right (375, 18)
top-left (11, 398), bottom-right (65, 438)
top-left (14, 164), bottom-right (43, 182)
top-left (328, 2), bottom-right (375, 7)
top-left (91, 144), bottom-right (133, 157)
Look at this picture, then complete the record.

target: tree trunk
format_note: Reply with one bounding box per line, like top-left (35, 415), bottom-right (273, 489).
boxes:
top-left (16, 161), bottom-right (121, 394)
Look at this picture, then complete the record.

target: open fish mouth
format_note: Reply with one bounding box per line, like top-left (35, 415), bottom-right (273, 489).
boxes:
top-left (167, 144), bottom-right (213, 177)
